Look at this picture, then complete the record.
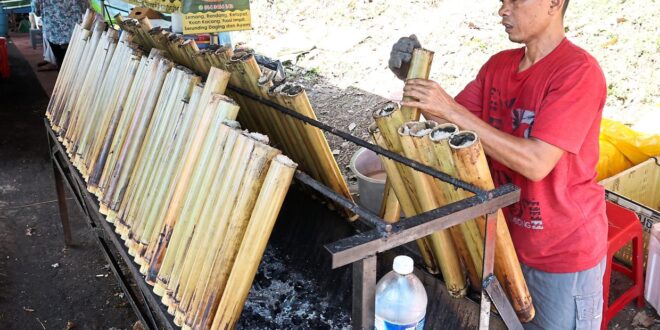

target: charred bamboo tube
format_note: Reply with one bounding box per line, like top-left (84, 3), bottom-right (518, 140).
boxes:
top-left (153, 122), bottom-right (242, 297)
top-left (137, 70), bottom-right (233, 269)
top-left (399, 122), bottom-right (467, 298)
top-left (62, 22), bottom-right (109, 149)
top-left (404, 122), bottom-right (481, 291)
top-left (101, 57), bottom-right (174, 214)
top-left (72, 30), bottom-right (123, 172)
top-left (46, 24), bottom-right (82, 122)
top-left (105, 67), bottom-right (187, 222)
top-left (161, 124), bottom-right (243, 311)
top-left (172, 133), bottom-right (257, 325)
top-left (88, 57), bottom-right (149, 197)
top-left (401, 48), bottom-right (434, 121)
top-left (85, 51), bottom-right (142, 186)
top-left (131, 93), bottom-right (236, 266)
top-left (123, 85), bottom-right (206, 250)
top-left (66, 29), bottom-right (118, 158)
top-left (367, 123), bottom-right (437, 273)
top-left (185, 136), bottom-right (280, 329)
top-left (112, 70), bottom-right (199, 224)
top-left (379, 183), bottom-right (401, 223)
top-left (429, 124), bottom-right (485, 291)
top-left (449, 131), bottom-right (534, 322)
top-left (142, 102), bottom-right (239, 281)
top-left (209, 155), bottom-right (297, 330)
top-left (276, 83), bottom-right (355, 218)
top-left (58, 20), bottom-right (106, 143)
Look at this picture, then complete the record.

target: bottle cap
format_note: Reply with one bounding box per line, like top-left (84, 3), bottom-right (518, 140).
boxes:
top-left (392, 255), bottom-right (414, 275)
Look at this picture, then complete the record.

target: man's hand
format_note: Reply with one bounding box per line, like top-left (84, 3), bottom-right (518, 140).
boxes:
top-left (388, 35), bottom-right (421, 80)
top-left (402, 79), bottom-right (461, 122)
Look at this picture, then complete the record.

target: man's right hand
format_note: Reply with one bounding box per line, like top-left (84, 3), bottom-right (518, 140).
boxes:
top-left (388, 35), bottom-right (421, 80)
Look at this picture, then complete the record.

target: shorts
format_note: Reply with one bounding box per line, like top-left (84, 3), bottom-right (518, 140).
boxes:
top-left (522, 257), bottom-right (606, 330)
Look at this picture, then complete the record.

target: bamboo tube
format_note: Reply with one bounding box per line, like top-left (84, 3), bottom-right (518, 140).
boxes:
top-left (172, 133), bottom-right (257, 326)
top-left (101, 57), bottom-right (174, 213)
top-left (71, 30), bottom-right (121, 170)
top-left (95, 55), bottom-right (154, 202)
top-left (449, 131), bottom-right (534, 322)
top-left (87, 54), bottom-right (145, 195)
top-left (398, 122), bottom-right (467, 298)
top-left (153, 122), bottom-right (242, 297)
top-left (136, 71), bottom-right (234, 268)
top-left (161, 124), bottom-right (243, 311)
top-left (404, 122), bottom-right (481, 291)
top-left (66, 29), bottom-right (117, 157)
top-left (130, 93), bottom-right (234, 264)
top-left (142, 107), bottom-right (240, 282)
top-left (46, 24), bottom-right (82, 121)
top-left (64, 24), bottom-right (112, 144)
top-left (121, 84), bottom-right (205, 242)
top-left (105, 67), bottom-right (187, 222)
top-left (400, 48), bottom-right (434, 120)
top-left (111, 70), bottom-right (199, 223)
top-left (185, 136), bottom-right (280, 329)
top-left (210, 155), bottom-right (297, 330)
top-left (367, 123), bottom-right (438, 273)
top-left (428, 124), bottom-right (485, 291)
top-left (123, 85), bottom-right (206, 250)
top-left (58, 20), bottom-right (106, 142)
top-left (379, 183), bottom-right (401, 223)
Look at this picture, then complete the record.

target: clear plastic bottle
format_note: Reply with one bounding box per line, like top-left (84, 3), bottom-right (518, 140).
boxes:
top-left (375, 255), bottom-right (428, 330)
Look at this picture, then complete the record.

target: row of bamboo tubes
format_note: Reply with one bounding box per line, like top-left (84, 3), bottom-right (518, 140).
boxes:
top-left (368, 48), bottom-right (534, 322)
top-left (115, 15), bottom-right (356, 219)
top-left (45, 11), bottom-right (298, 329)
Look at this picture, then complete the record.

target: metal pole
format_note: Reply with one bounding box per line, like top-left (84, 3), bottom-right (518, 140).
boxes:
top-left (353, 255), bottom-right (377, 330)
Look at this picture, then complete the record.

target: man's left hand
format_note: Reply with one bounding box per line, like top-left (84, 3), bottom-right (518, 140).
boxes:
top-left (402, 79), bottom-right (462, 122)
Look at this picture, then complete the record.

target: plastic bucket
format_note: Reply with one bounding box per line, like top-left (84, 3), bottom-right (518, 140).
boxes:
top-left (350, 147), bottom-right (386, 213)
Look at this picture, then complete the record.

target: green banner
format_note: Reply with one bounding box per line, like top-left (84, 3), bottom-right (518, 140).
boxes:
top-left (181, 0), bottom-right (251, 34)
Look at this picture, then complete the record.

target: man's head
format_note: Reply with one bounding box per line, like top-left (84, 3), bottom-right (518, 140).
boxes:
top-left (499, 0), bottom-right (568, 44)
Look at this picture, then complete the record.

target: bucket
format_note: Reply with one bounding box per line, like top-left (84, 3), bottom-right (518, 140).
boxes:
top-left (350, 147), bottom-right (386, 214)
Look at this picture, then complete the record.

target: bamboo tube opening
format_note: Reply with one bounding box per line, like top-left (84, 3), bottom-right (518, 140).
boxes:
top-left (449, 131), bottom-right (477, 148)
top-left (400, 121), bottom-right (438, 137)
top-left (230, 51), bottom-right (252, 62)
top-left (223, 120), bottom-right (241, 130)
top-left (430, 123), bottom-right (459, 141)
top-left (372, 101), bottom-right (399, 118)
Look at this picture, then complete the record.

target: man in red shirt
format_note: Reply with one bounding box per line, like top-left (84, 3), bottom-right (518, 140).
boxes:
top-left (390, 0), bottom-right (607, 328)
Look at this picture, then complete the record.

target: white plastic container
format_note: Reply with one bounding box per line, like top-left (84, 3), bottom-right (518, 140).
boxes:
top-left (645, 222), bottom-right (660, 312)
top-left (375, 256), bottom-right (427, 330)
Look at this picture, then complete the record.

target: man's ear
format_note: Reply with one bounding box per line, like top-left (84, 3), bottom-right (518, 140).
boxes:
top-left (549, 0), bottom-right (563, 15)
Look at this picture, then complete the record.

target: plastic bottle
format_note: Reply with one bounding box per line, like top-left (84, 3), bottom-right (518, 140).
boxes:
top-left (644, 222), bottom-right (660, 311)
top-left (375, 255), bottom-right (428, 330)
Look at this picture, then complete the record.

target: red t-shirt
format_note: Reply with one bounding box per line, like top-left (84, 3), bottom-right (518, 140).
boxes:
top-left (455, 38), bottom-right (608, 273)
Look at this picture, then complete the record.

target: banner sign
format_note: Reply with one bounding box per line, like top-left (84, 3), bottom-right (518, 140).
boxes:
top-left (181, 0), bottom-right (251, 34)
top-left (117, 0), bottom-right (182, 14)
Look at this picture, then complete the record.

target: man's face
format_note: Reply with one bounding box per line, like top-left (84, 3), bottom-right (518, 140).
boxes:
top-left (499, 0), bottom-right (555, 43)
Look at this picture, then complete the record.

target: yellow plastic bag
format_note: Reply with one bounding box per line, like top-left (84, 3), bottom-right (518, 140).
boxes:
top-left (597, 118), bottom-right (660, 181)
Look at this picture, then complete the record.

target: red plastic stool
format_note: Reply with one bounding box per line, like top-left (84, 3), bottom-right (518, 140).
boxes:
top-left (602, 201), bottom-right (645, 329)
top-left (0, 37), bottom-right (10, 79)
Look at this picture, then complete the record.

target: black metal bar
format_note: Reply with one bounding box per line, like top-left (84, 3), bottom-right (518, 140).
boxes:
top-left (325, 186), bottom-right (520, 269)
top-left (50, 147), bottom-right (73, 246)
top-left (294, 170), bottom-right (391, 234)
top-left (227, 85), bottom-right (488, 197)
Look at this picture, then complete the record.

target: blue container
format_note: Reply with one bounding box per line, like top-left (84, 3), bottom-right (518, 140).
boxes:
top-left (0, 5), bottom-right (9, 37)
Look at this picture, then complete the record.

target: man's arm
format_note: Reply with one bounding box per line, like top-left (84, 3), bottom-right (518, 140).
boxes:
top-left (403, 79), bottom-right (564, 182)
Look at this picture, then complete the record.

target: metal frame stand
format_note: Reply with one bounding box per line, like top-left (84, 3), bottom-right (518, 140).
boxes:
top-left (45, 120), bottom-right (175, 330)
top-left (45, 81), bottom-right (527, 329)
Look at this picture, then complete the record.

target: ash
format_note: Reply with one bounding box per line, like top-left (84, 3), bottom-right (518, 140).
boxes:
top-left (238, 246), bottom-right (351, 329)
